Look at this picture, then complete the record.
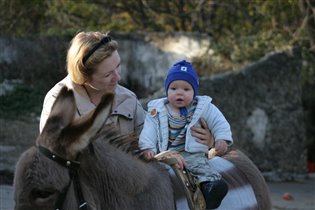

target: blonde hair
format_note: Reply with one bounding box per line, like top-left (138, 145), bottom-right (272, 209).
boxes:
top-left (66, 31), bottom-right (118, 84)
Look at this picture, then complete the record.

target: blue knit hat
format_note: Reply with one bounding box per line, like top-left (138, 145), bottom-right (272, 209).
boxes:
top-left (165, 60), bottom-right (199, 97)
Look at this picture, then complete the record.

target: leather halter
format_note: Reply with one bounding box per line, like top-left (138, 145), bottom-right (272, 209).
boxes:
top-left (38, 145), bottom-right (88, 210)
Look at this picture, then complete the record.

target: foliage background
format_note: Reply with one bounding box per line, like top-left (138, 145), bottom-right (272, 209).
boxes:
top-left (1, 0), bottom-right (314, 75)
top-left (0, 0), bottom-right (315, 161)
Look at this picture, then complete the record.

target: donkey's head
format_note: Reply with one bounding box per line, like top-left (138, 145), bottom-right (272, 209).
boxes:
top-left (13, 86), bottom-right (114, 210)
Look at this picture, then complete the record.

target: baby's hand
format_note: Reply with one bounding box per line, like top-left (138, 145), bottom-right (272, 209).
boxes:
top-left (142, 150), bottom-right (156, 160)
top-left (215, 140), bottom-right (228, 156)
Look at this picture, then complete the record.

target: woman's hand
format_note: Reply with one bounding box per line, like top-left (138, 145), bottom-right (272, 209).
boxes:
top-left (191, 118), bottom-right (214, 147)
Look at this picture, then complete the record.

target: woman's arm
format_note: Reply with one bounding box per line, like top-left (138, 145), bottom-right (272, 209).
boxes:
top-left (39, 92), bottom-right (58, 132)
top-left (133, 100), bottom-right (146, 136)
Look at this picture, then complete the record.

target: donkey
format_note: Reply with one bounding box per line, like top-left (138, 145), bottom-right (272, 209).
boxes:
top-left (13, 86), bottom-right (271, 210)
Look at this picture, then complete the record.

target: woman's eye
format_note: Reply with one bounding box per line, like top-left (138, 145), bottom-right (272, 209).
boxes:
top-left (104, 72), bottom-right (112, 78)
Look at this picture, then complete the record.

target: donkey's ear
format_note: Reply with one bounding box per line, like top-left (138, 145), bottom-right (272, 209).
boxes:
top-left (45, 86), bottom-right (76, 131)
top-left (61, 93), bottom-right (114, 157)
top-left (38, 87), bottom-right (76, 147)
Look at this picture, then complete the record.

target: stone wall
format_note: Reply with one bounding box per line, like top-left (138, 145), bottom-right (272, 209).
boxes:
top-left (0, 36), bottom-right (70, 88)
top-left (0, 32), bottom-right (212, 97)
top-left (198, 48), bottom-right (306, 181)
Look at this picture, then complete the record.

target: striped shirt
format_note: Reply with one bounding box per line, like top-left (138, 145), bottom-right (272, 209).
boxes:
top-left (167, 100), bottom-right (197, 152)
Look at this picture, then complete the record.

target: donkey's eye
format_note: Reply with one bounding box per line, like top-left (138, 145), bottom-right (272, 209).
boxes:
top-left (31, 188), bottom-right (54, 199)
top-left (30, 188), bottom-right (58, 207)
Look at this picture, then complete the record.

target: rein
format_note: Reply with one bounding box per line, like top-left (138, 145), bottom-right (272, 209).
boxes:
top-left (38, 145), bottom-right (88, 210)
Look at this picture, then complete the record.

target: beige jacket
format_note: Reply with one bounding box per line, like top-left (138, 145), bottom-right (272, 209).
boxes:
top-left (39, 76), bottom-right (145, 136)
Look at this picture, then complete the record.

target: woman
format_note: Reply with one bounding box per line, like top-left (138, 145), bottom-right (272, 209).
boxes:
top-left (39, 31), bottom-right (145, 136)
top-left (39, 31), bottom-right (212, 151)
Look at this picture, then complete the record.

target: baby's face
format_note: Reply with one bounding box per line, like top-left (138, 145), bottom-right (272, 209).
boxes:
top-left (167, 80), bottom-right (194, 109)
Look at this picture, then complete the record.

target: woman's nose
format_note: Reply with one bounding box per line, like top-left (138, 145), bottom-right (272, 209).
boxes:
top-left (113, 68), bottom-right (121, 81)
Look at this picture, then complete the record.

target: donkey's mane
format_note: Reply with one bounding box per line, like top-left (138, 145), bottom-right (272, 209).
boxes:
top-left (94, 126), bottom-right (145, 159)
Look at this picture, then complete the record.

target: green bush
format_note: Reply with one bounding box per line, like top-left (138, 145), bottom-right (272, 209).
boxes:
top-left (0, 84), bottom-right (47, 120)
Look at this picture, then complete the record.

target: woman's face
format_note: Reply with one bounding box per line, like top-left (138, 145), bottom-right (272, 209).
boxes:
top-left (88, 50), bottom-right (121, 93)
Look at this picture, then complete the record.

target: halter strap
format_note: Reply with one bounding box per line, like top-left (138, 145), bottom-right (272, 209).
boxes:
top-left (38, 146), bottom-right (80, 170)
